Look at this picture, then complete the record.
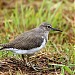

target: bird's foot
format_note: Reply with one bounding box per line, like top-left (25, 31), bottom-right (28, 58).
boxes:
top-left (26, 62), bottom-right (42, 71)
top-left (26, 62), bottom-right (31, 67)
top-left (31, 65), bottom-right (42, 71)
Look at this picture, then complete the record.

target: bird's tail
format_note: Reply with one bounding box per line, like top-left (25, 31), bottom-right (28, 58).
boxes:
top-left (0, 47), bottom-right (4, 50)
top-left (0, 43), bottom-right (10, 50)
top-left (0, 44), bottom-right (5, 50)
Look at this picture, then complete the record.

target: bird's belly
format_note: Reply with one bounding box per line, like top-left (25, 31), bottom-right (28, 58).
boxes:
top-left (14, 46), bottom-right (44, 54)
top-left (6, 38), bottom-right (46, 54)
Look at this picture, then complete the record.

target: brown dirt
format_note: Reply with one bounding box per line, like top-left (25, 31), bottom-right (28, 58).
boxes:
top-left (0, 54), bottom-right (62, 75)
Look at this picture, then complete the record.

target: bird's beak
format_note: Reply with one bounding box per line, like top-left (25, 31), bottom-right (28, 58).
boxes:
top-left (51, 27), bottom-right (62, 32)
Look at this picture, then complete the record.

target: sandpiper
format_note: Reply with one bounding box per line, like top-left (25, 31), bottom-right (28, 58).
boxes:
top-left (0, 22), bottom-right (62, 70)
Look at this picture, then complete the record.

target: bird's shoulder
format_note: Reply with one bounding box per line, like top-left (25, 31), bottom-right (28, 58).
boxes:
top-left (9, 31), bottom-right (44, 50)
top-left (10, 28), bottom-right (44, 45)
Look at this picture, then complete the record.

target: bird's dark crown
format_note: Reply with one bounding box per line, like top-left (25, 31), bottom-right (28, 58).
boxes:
top-left (40, 22), bottom-right (52, 28)
top-left (39, 22), bottom-right (62, 32)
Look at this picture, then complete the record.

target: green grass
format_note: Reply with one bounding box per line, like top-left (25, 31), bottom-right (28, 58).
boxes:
top-left (0, 0), bottom-right (74, 75)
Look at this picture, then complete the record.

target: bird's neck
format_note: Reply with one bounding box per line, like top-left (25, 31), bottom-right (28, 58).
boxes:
top-left (32, 27), bottom-right (49, 42)
top-left (43, 31), bottom-right (49, 42)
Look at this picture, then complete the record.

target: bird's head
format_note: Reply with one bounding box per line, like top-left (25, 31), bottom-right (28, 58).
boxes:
top-left (39, 22), bottom-right (62, 32)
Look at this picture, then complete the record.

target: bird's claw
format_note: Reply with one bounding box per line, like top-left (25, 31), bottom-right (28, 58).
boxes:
top-left (26, 62), bottom-right (42, 71)
top-left (30, 64), bottom-right (42, 71)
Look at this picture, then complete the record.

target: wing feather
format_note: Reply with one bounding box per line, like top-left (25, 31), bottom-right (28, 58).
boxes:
top-left (0, 34), bottom-right (44, 50)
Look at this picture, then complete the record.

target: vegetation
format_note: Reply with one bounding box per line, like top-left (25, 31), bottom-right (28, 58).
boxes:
top-left (0, 0), bottom-right (74, 75)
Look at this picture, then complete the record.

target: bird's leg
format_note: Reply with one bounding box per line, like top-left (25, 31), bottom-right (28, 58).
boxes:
top-left (26, 54), bottom-right (31, 66)
top-left (26, 54), bottom-right (40, 71)
top-left (22, 54), bottom-right (26, 63)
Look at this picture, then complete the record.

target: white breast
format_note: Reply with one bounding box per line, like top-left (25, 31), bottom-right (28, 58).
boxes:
top-left (5, 36), bottom-right (46, 54)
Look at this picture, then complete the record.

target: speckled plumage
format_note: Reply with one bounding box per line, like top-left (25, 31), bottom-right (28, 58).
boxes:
top-left (0, 22), bottom-right (62, 70)
top-left (0, 22), bottom-right (62, 54)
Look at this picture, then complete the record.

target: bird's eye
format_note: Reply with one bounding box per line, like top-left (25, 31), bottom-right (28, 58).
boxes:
top-left (47, 25), bottom-right (51, 28)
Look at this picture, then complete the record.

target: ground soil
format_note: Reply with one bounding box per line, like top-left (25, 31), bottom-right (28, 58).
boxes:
top-left (0, 54), bottom-right (62, 75)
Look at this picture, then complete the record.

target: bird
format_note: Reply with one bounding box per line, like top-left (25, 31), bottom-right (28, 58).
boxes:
top-left (0, 22), bottom-right (62, 70)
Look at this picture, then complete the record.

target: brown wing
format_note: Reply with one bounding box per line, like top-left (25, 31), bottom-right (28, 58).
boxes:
top-left (0, 34), bottom-right (44, 50)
